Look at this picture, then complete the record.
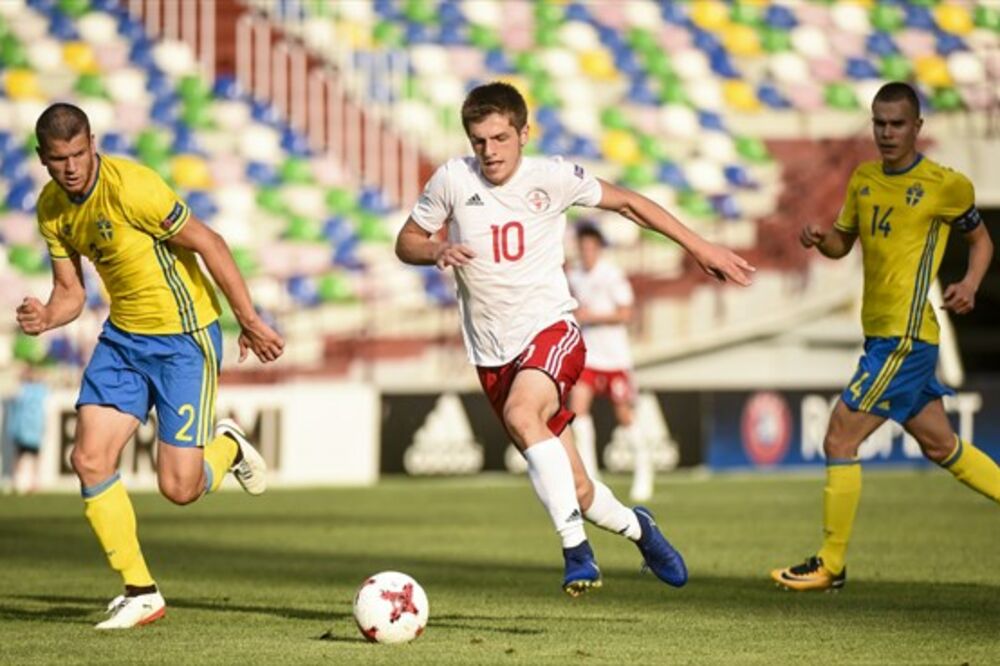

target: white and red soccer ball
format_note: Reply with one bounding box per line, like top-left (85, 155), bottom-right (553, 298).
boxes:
top-left (353, 571), bottom-right (429, 644)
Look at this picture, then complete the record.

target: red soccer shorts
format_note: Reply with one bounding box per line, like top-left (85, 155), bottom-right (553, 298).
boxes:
top-left (578, 367), bottom-right (637, 405)
top-left (476, 319), bottom-right (586, 437)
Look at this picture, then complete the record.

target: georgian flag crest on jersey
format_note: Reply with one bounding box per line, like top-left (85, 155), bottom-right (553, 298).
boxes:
top-left (526, 188), bottom-right (551, 213)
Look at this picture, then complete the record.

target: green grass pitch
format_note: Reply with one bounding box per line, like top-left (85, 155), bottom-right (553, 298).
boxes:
top-left (1, 470), bottom-right (997, 664)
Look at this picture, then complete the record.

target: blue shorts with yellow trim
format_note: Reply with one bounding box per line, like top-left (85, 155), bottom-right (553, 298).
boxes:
top-left (841, 336), bottom-right (954, 423)
top-left (77, 320), bottom-right (222, 447)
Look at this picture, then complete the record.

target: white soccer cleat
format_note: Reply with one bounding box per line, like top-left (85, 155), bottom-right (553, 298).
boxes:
top-left (95, 591), bottom-right (166, 629)
top-left (216, 418), bottom-right (267, 496)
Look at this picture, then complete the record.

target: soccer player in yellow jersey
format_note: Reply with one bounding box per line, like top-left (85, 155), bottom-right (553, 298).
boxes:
top-left (771, 82), bottom-right (998, 591)
top-left (15, 103), bottom-right (285, 627)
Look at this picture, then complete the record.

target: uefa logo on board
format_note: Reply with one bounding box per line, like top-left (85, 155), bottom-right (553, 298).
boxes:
top-left (740, 391), bottom-right (792, 467)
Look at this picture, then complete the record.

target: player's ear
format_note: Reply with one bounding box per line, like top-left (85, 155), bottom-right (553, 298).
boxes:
top-left (519, 123), bottom-right (529, 147)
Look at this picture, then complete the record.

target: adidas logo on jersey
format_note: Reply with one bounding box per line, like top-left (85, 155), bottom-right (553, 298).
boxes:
top-left (465, 193), bottom-right (484, 206)
top-left (876, 400), bottom-right (891, 411)
top-left (859, 186), bottom-right (870, 197)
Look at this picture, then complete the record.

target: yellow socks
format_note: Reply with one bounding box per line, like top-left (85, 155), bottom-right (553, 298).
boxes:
top-left (202, 434), bottom-right (239, 493)
top-left (817, 460), bottom-right (862, 576)
top-left (82, 473), bottom-right (154, 588)
top-left (941, 437), bottom-right (1000, 503)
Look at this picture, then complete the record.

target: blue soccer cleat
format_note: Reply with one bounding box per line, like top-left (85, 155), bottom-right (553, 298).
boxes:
top-left (633, 506), bottom-right (688, 587)
top-left (562, 540), bottom-right (602, 597)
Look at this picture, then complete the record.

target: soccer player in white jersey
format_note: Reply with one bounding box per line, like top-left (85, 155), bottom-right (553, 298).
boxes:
top-left (567, 222), bottom-right (654, 503)
top-left (396, 82), bottom-right (755, 596)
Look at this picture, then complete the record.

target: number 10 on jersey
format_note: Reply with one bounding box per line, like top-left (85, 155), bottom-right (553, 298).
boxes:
top-left (491, 222), bottom-right (524, 263)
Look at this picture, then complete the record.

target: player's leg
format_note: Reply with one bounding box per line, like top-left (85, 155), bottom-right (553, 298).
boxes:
top-left (561, 391), bottom-right (687, 587)
top-left (772, 399), bottom-right (884, 591)
top-left (905, 399), bottom-right (1000, 502)
top-left (568, 379), bottom-right (600, 479)
top-left (613, 388), bottom-right (652, 502)
top-left (73, 405), bottom-right (165, 628)
top-left (74, 325), bottom-right (165, 628)
top-left (155, 323), bottom-right (264, 501)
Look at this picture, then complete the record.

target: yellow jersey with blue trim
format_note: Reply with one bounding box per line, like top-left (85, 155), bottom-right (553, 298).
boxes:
top-left (36, 155), bottom-right (221, 335)
top-left (833, 155), bottom-right (979, 345)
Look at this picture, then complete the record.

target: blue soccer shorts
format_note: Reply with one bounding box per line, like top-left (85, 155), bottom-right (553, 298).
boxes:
top-left (77, 320), bottom-right (222, 447)
top-left (841, 336), bottom-right (954, 423)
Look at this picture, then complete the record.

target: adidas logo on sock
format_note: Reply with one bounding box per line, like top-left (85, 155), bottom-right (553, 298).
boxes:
top-left (566, 508), bottom-right (582, 523)
top-left (465, 193), bottom-right (484, 206)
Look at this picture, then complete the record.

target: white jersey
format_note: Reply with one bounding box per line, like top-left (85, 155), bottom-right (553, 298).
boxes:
top-left (410, 155), bottom-right (602, 366)
top-left (567, 258), bottom-right (634, 370)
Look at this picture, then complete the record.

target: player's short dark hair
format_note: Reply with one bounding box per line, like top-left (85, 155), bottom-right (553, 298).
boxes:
top-left (35, 103), bottom-right (91, 151)
top-left (576, 221), bottom-right (607, 247)
top-left (872, 82), bottom-right (921, 118)
top-left (461, 82), bottom-right (528, 134)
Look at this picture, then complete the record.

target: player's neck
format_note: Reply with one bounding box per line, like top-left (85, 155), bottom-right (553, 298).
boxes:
top-left (881, 151), bottom-right (921, 175)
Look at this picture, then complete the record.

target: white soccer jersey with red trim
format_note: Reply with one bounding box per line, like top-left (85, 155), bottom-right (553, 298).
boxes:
top-left (568, 258), bottom-right (635, 370)
top-left (410, 155), bottom-right (602, 366)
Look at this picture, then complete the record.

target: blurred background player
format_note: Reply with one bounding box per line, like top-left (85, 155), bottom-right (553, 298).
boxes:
top-left (771, 82), bottom-right (998, 592)
top-left (568, 222), bottom-right (653, 502)
top-left (17, 103), bottom-right (285, 628)
top-left (4, 364), bottom-right (48, 495)
top-left (397, 81), bottom-right (755, 596)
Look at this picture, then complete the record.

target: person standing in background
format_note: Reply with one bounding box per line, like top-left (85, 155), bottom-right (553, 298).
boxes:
top-left (568, 222), bottom-right (653, 502)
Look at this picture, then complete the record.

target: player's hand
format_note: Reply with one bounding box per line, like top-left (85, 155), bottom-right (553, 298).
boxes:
top-left (435, 242), bottom-right (476, 270)
top-left (800, 224), bottom-right (826, 249)
top-left (15, 297), bottom-right (49, 336)
top-left (942, 281), bottom-right (976, 315)
top-left (238, 316), bottom-right (285, 363)
top-left (692, 242), bottom-right (756, 286)
top-left (574, 306), bottom-right (594, 325)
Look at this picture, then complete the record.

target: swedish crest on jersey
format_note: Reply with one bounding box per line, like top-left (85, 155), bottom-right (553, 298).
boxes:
top-left (95, 218), bottom-right (113, 241)
top-left (526, 188), bottom-right (551, 213)
top-left (905, 182), bottom-right (924, 207)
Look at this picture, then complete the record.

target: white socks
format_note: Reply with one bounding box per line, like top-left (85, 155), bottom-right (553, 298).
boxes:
top-left (627, 423), bottom-right (654, 502)
top-left (584, 480), bottom-right (642, 541)
top-left (524, 438), bottom-right (587, 548)
top-left (572, 414), bottom-right (601, 480)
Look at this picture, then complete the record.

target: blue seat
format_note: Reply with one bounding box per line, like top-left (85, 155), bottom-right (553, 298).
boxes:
top-left (866, 32), bottom-right (898, 57)
top-left (764, 5), bottom-right (797, 29)
top-left (846, 57), bottom-right (880, 80)
top-left (658, 162), bottom-right (688, 190)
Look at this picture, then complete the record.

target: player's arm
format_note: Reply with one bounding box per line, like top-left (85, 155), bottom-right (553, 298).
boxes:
top-left (942, 224), bottom-right (993, 314)
top-left (395, 218), bottom-right (475, 269)
top-left (800, 225), bottom-right (857, 259)
top-left (167, 217), bottom-right (284, 363)
top-left (16, 255), bottom-right (86, 335)
top-left (594, 179), bottom-right (755, 286)
top-left (576, 304), bottom-right (632, 326)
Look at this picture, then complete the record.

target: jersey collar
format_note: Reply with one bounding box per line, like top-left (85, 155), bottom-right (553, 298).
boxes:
top-left (882, 153), bottom-right (923, 176)
top-left (68, 154), bottom-right (102, 205)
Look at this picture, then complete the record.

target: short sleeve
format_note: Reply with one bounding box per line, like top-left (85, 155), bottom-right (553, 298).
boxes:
top-left (833, 169), bottom-right (860, 234)
top-left (121, 164), bottom-right (191, 240)
top-left (38, 218), bottom-right (75, 260)
top-left (557, 158), bottom-right (602, 209)
top-left (36, 189), bottom-right (75, 260)
top-left (409, 163), bottom-right (452, 234)
top-left (940, 171), bottom-right (980, 233)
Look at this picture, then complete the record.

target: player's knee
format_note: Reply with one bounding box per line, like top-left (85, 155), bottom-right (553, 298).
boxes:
top-left (822, 431), bottom-right (857, 460)
top-left (502, 402), bottom-right (541, 444)
top-left (70, 445), bottom-right (112, 481)
top-left (919, 435), bottom-right (954, 464)
top-left (158, 477), bottom-right (202, 505)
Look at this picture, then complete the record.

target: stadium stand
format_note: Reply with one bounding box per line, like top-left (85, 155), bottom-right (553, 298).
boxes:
top-left (0, 0), bottom-right (997, 385)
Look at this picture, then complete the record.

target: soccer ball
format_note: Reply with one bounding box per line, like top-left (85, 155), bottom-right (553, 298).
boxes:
top-left (353, 571), bottom-right (429, 644)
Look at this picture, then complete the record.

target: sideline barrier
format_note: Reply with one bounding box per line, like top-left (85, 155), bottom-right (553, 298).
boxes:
top-left (0, 382), bottom-right (379, 492)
